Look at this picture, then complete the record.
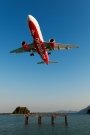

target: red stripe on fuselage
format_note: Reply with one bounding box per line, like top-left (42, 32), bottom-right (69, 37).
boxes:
top-left (28, 19), bottom-right (48, 64)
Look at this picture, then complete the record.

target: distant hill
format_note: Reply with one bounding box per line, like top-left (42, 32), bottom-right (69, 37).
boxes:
top-left (55, 110), bottom-right (77, 113)
top-left (77, 105), bottom-right (90, 114)
top-left (12, 106), bottom-right (30, 114)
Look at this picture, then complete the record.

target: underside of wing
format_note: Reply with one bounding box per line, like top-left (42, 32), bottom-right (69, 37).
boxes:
top-left (44, 42), bottom-right (79, 51)
top-left (10, 47), bottom-right (27, 53)
top-left (10, 43), bottom-right (37, 54)
top-left (55, 43), bottom-right (79, 50)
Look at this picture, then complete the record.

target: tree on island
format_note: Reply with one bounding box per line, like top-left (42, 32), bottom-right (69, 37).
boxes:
top-left (12, 106), bottom-right (30, 114)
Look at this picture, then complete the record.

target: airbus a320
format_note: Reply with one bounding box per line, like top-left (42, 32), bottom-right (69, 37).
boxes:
top-left (10, 15), bottom-right (79, 64)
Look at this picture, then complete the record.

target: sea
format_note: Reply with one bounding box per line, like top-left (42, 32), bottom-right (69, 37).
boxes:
top-left (0, 114), bottom-right (90, 135)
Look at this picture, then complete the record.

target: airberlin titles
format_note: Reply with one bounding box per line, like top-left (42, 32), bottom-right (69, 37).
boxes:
top-left (34, 38), bottom-right (46, 60)
top-left (31, 29), bottom-right (46, 60)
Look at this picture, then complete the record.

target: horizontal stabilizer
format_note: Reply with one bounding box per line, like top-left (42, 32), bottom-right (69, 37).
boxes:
top-left (37, 61), bottom-right (45, 64)
top-left (49, 60), bottom-right (58, 64)
top-left (37, 60), bottom-right (58, 64)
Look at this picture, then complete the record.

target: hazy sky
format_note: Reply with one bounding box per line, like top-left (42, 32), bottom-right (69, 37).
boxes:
top-left (0, 0), bottom-right (90, 113)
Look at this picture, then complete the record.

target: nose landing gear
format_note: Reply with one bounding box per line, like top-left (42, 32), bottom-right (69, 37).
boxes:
top-left (30, 53), bottom-right (34, 56)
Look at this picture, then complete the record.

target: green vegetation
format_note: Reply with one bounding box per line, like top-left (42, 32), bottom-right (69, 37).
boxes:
top-left (12, 106), bottom-right (30, 114)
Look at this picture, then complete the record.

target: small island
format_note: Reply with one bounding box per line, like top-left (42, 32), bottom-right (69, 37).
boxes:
top-left (12, 106), bottom-right (30, 114)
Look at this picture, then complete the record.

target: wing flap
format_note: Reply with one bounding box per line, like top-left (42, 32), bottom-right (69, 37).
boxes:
top-left (10, 47), bottom-right (26, 53)
top-left (44, 42), bottom-right (79, 51)
top-left (10, 43), bottom-right (37, 54)
top-left (55, 44), bottom-right (79, 50)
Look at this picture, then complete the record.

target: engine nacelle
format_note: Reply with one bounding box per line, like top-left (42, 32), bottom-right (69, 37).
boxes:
top-left (21, 41), bottom-right (29, 50)
top-left (49, 38), bottom-right (56, 49)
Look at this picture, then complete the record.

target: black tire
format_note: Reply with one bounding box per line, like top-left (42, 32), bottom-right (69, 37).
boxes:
top-left (30, 53), bottom-right (34, 56)
top-left (48, 52), bottom-right (51, 55)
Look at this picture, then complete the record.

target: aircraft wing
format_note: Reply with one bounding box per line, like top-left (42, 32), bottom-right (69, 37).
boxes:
top-left (10, 43), bottom-right (37, 53)
top-left (44, 42), bottom-right (79, 51)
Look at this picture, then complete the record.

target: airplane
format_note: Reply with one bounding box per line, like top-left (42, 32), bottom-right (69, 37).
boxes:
top-left (10, 14), bottom-right (79, 64)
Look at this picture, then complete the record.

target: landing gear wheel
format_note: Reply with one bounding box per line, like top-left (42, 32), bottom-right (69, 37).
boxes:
top-left (30, 53), bottom-right (34, 56)
top-left (48, 52), bottom-right (51, 55)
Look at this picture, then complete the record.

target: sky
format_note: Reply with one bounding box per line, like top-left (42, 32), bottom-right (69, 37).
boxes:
top-left (0, 0), bottom-right (90, 113)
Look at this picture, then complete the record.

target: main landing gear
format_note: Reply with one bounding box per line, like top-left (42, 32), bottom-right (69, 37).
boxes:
top-left (48, 52), bottom-right (51, 55)
top-left (30, 53), bottom-right (34, 56)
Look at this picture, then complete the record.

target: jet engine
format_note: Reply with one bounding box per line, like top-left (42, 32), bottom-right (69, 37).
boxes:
top-left (21, 41), bottom-right (29, 50)
top-left (49, 38), bottom-right (56, 49)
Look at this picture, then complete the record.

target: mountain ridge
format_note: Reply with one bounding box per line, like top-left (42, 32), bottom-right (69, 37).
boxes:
top-left (77, 105), bottom-right (90, 114)
top-left (55, 105), bottom-right (90, 114)
top-left (55, 110), bottom-right (77, 113)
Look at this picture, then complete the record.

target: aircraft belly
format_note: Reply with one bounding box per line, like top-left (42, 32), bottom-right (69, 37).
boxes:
top-left (34, 41), bottom-right (46, 59)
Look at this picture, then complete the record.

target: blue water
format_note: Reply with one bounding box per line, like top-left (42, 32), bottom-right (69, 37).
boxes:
top-left (0, 114), bottom-right (90, 135)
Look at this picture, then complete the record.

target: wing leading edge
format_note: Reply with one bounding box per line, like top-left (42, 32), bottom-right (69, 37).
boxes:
top-left (44, 42), bottom-right (79, 50)
top-left (10, 43), bottom-right (36, 54)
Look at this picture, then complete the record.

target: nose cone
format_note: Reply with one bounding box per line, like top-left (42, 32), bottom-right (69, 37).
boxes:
top-left (28, 14), bottom-right (36, 22)
top-left (28, 15), bottom-right (31, 21)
